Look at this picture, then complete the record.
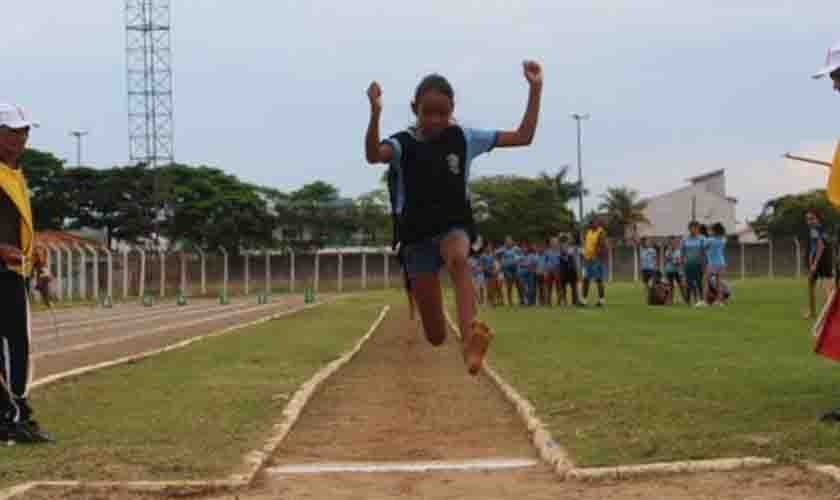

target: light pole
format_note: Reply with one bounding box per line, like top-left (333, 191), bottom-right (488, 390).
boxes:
top-left (70, 130), bottom-right (88, 167)
top-left (571, 113), bottom-right (590, 240)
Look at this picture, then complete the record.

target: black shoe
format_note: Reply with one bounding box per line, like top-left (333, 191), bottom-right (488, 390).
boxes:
top-left (820, 409), bottom-right (840, 423)
top-left (6, 419), bottom-right (53, 444)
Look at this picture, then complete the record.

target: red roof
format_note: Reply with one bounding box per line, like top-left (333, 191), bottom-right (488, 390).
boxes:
top-left (35, 230), bottom-right (105, 249)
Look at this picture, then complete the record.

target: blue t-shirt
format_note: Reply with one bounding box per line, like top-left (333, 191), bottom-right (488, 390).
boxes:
top-left (468, 256), bottom-right (482, 277)
top-left (639, 247), bottom-right (657, 271)
top-left (516, 253), bottom-right (531, 271)
top-left (544, 248), bottom-right (562, 271)
top-left (480, 254), bottom-right (495, 274)
top-left (383, 127), bottom-right (498, 214)
top-left (535, 253), bottom-right (547, 273)
top-left (704, 236), bottom-right (726, 267)
top-left (497, 246), bottom-right (521, 268)
top-left (664, 248), bottom-right (682, 274)
top-left (810, 225), bottom-right (826, 258)
top-left (681, 236), bottom-right (706, 265)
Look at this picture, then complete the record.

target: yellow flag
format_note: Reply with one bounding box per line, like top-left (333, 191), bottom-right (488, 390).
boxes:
top-left (829, 141), bottom-right (840, 208)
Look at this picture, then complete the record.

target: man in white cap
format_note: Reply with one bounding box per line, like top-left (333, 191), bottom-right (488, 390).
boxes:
top-left (0, 103), bottom-right (52, 443)
top-left (813, 41), bottom-right (840, 92)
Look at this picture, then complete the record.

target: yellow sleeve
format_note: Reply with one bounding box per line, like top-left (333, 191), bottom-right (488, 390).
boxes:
top-left (828, 141), bottom-right (840, 208)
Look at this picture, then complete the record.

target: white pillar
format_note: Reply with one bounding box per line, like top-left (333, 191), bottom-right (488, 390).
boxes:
top-left (337, 250), bottom-right (343, 293)
top-left (49, 244), bottom-right (63, 301)
top-left (87, 245), bottom-right (99, 301)
top-left (220, 248), bottom-right (229, 298)
top-left (180, 252), bottom-right (187, 295)
top-left (199, 250), bottom-right (207, 295)
top-left (159, 250), bottom-right (166, 298)
top-left (314, 252), bottom-right (320, 293)
top-left (244, 253), bottom-right (250, 295)
top-left (66, 246), bottom-right (75, 300)
top-left (122, 248), bottom-right (129, 299)
top-left (384, 250), bottom-right (390, 289)
top-left (794, 238), bottom-right (801, 279)
top-left (290, 250), bottom-right (296, 293)
top-left (138, 248), bottom-right (146, 298)
top-left (78, 246), bottom-right (87, 299)
top-left (104, 248), bottom-right (113, 300)
top-left (361, 251), bottom-right (367, 290)
top-left (265, 250), bottom-right (271, 294)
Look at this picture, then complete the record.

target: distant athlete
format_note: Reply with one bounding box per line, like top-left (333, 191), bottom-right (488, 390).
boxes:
top-left (365, 61), bottom-right (543, 374)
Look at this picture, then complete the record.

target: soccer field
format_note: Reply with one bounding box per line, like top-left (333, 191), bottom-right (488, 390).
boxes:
top-left (480, 279), bottom-right (840, 466)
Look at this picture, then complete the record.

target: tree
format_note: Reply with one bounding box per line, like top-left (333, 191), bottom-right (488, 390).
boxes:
top-left (159, 164), bottom-right (276, 253)
top-left (751, 189), bottom-right (840, 242)
top-left (287, 181), bottom-right (347, 247)
top-left (537, 166), bottom-right (587, 209)
top-left (352, 189), bottom-right (391, 245)
top-left (470, 175), bottom-right (576, 244)
top-left (598, 187), bottom-right (649, 238)
top-left (19, 149), bottom-right (70, 230)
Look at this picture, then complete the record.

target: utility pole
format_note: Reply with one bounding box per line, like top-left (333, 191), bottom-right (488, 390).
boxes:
top-left (70, 130), bottom-right (88, 167)
top-left (571, 113), bottom-right (590, 242)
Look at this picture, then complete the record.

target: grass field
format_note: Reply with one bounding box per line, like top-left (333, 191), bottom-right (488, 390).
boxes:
top-left (0, 293), bottom-right (389, 489)
top-left (480, 279), bottom-right (840, 467)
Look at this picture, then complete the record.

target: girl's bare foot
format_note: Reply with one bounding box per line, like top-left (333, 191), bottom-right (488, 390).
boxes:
top-left (464, 319), bottom-right (494, 376)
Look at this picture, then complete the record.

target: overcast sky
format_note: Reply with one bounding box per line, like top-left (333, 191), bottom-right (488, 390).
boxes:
top-left (2, 1), bottom-right (837, 222)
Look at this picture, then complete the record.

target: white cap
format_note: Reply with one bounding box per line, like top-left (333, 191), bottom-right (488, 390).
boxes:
top-left (813, 42), bottom-right (840, 79)
top-left (0, 103), bottom-right (38, 129)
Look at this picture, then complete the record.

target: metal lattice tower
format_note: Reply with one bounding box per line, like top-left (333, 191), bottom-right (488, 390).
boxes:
top-left (126, 0), bottom-right (174, 167)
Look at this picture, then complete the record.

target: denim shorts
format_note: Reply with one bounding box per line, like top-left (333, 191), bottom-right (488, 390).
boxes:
top-left (403, 226), bottom-right (469, 276)
top-left (583, 258), bottom-right (605, 281)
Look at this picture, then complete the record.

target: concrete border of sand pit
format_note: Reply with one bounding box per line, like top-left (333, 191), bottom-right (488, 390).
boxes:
top-left (0, 303), bottom-right (389, 500)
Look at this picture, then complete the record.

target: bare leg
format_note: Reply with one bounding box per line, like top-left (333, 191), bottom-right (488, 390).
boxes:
top-left (439, 233), bottom-right (475, 345)
top-left (808, 276), bottom-right (817, 318)
top-left (413, 273), bottom-right (447, 346)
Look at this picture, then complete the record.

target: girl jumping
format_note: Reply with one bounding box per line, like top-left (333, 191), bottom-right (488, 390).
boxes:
top-left (365, 61), bottom-right (543, 374)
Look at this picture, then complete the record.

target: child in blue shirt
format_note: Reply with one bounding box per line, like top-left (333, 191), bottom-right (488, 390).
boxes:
top-left (534, 242), bottom-right (548, 306)
top-left (496, 236), bottom-right (523, 308)
top-left (681, 221), bottom-right (706, 306)
top-left (701, 222), bottom-right (727, 306)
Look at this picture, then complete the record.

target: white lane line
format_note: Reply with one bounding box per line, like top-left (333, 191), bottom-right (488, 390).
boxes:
top-left (31, 301), bottom-right (258, 340)
top-left (31, 301), bottom-right (327, 389)
top-left (266, 458), bottom-right (539, 475)
top-left (33, 301), bottom-right (299, 359)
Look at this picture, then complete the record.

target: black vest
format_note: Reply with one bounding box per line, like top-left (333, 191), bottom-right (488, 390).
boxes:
top-left (389, 126), bottom-right (474, 246)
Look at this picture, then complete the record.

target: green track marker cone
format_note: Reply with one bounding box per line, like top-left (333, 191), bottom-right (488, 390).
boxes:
top-left (176, 288), bottom-right (187, 306)
top-left (143, 291), bottom-right (154, 307)
top-left (102, 296), bottom-right (113, 309)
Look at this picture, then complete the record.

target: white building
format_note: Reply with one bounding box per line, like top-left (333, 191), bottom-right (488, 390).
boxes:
top-left (637, 169), bottom-right (738, 238)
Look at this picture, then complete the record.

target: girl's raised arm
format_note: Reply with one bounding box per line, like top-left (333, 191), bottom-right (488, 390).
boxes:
top-left (496, 60), bottom-right (543, 148)
top-left (365, 81), bottom-right (394, 165)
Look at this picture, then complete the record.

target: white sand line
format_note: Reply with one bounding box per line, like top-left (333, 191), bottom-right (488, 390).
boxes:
top-left (444, 311), bottom-right (574, 471)
top-left (266, 458), bottom-right (539, 475)
top-left (32, 300), bottom-right (329, 389)
top-left (34, 300), bottom-right (304, 359)
top-left (228, 305), bottom-right (391, 483)
top-left (564, 457), bottom-right (776, 481)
